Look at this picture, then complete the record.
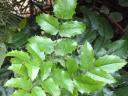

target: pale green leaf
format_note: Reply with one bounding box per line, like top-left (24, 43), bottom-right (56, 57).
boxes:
top-left (74, 75), bottom-right (105, 94)
top-left (86, 68), bottom-right (116, 84)
top-left (66, 56), bottom-right (78, 76)
top-left (9, 58), bottom-right (28, 77)
top-left (55, 39), bottom-right (77, 56)
top-left (28, 36), bottom-right (54, 54)
top-left (26, 43), bottom-right (45, 62)
top-left (25, 59), bottom-right (40, 81)
top-left (95, 55), bottom-right (127, 73)
top-left (80, 41), bottom-right (95, 70)
top-left (5, 78), bottom-right (32, 90)
top-left (11, 90), bottom-right (30, 96)
top-left (31, 87), bottom-right (46, 96)
top-left (53, 0), bottom-right (77, 19)
top-left (6, 50), bottom-right (30, 62)
top-left (36, 13), bottom-right (59, 35)
top-left (40, 61), bottom-right (53, 81)
top-left (52, 69), bottom-right (74, 93)
top-left (41, 78), bottom-right (60, 96)
top-left (60, 21), bottom-right (86, 37)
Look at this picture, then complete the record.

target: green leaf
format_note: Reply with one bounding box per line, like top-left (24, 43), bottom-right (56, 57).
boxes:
top-left (11, 90), bottom-right (30, 96)
top-left (55, 39), bottom-right (77, 56)
top-left (52, 69), bottom-right (74, 93)
top-left (40, 61), bottom-right (53, 81)
top-left (74, 75), bottom-right (105, 94)
top-left (0, 43), bottom-right (6, 68)
top-left (36, 13), bottom-right (59, 35)
top-left (5, 78), bottom-right (32, 90)
top-left (80, 41), bottom-right (95, 70)
top-left (28, 36), bottom-right (54, 54)
top-left (86, 68), bottom-right (116, 84)
top-left (95, 55), bottom-right (127, 73)
top-left (53, 0), bottom-right (77, 19)
top-left (66, 56), bottom-right (78, 76)
top-left (25, 59), bottom-right (40, 81)
top-left (26, 43), bottom-right (45, 62)
top-left (6, 50), bottom-right (30, 62)
top-left (60, 21), bottom-right (86, 37)
top-left (41, 78), bottom-right (60, 96)
top-left (106, 40), bottom-right (128, 59)
top-left (98, 17), bottom-right (113, 39)
top-left (31, 87), bottom-right (46, 96)
top-left (9, 58), bottom-right (28, 77)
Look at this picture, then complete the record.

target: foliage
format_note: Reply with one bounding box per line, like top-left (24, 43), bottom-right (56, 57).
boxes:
top-left (4, 0), bottom-right (127, 96)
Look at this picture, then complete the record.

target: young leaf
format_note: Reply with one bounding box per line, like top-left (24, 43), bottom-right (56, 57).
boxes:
top-left (31, 87), bottom-right (46, 96)
top-left (60, 21), bottom-right (86, 37)
top-left (95, 55), bottom-right (127, 73)
top-left (55, 39), bottom-right (77, 56)
top-left (26, 43), bottom-right (45, 62)
top-left (5, 78), bottom-right (32, 90)
top-left (9, 58), bottom-right (28, 77)
top-left (74, 75), bottom-right (105, 94)
top-left (36, 13), bottom-right (59, 35)
top-left (6, 50), bottom-right (30, 62)
top-left (28, 36), bottom-right (54, 54)
top-left (11, 90), bottom-right (30, 96)
top-left (80, 41), bottom-right (95, 70)
top-left (53, 0), bottom-right (77, 19)
top-left (40, 61), bottom-right (53, 81)
top-left (41, 78), bottom-right (60, 96)
top-left (86, 68), bottom-right (116, 84)
top-left (26, 64), bottom-right (39, 81)
top-left (52, 69), bottom-right (74, 93)
top-left (66, 56), bottom-right (78, 76)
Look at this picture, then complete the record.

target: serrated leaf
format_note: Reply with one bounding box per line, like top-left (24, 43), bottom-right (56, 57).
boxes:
top-left (40, 61), bottom-right (53, 81)
top-left (66, 56), bottom-right (78, 76)
top-left (11, 90), bottom-right (30, 96)
top-left (80, 41), bottom-right (95, 70)
top-left (28, 36), bottom-right (54, 54)
top-left (53, 0), bottom-right (77, 19)
top-left (25, 60), bottom-right (40, 81)
top-left (5, 78), bottom-right (32, 90)
top-left (0, 43), bottom-right (6, 68)
top-left (9, 58), bottom-right (28, 77)
top-left (6, 50), bottom-right (30, 62)
top-left (31, 87), bottom-right (46, 96)
top-left (36, 13), bottom-right (59, 35)
top-left (26, 43), bottom-right (45, 62)
top-left (74, 75), bottom-right (105, 94)
top-left (60, 21), bottom-right (86, 37)
top-left (95, 55), bottom-right (127, 73)
top-left (41, 78), bottom-right (60, 96)
top-left (86, 68), bottom-right (116, 84)
top-left (55, 39), bottom-right (77, 56)
top-left (52, 69), bottom-right (74, 93)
